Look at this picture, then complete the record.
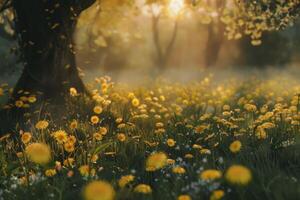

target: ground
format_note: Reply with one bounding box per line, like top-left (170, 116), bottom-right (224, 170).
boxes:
top-left (0, 71), bottom-right (300, 200)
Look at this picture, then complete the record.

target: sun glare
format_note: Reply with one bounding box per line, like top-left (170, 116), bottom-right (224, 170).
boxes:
top-left (168, 0), bottom-right (185, 16)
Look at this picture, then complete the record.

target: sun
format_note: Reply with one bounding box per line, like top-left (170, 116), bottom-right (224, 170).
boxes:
top-left (168, 0), bottom-right (185, 16)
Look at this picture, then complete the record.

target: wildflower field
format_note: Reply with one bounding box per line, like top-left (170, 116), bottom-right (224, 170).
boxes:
top-left (0, 74), bottom-right (300, 200)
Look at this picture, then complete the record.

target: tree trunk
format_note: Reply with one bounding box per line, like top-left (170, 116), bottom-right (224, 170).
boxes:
top-left (12, 0), bottom-right (96, 100)
top-left (204, 24), bottom-right (224, 68)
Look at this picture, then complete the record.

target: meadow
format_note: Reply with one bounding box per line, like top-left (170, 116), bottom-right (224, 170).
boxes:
top-left (0, 73), bottom-right (300, 200)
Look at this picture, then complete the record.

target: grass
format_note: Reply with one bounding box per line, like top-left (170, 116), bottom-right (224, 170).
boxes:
top-left (0, 75), bottom-right (300, 200)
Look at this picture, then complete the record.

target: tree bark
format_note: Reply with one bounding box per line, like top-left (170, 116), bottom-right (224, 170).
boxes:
top-left (11, 0), bottom-right (96, 100)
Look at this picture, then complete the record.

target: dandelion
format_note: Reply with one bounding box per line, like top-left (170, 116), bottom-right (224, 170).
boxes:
top-left (256, 126), bottom-right (267, 139)
top-left (134, 184), bottom-right (152, 194)
top-left (184, 154), bottom-right (194, 159)
top-left (146, 152), bottom-right (168, 171)
top-left (93, 132), bottom-right (103, 141)
top-left (79, 165), bottom-right (90, 176)
top-left (70, 87), bottom-right (78, 97)
top-left (167, 159), bottom-right (175, 165)
top-left (21, 132), bottom-right (32, 144)
top-left (28, 96), bottom-right (37, 103)
top-left (115, 118), bottom-right (123, 124)
top-left (200, 148), bottom-right (211, 155)
top-left (64, 158), bottom-right (75, 167)
top-left (178, 195), bottom-right (192, 200)
top-left (15, 100), bottom-right (24, 108)
top-left (52, 130), bottom-right (68, 144)
top-left (172, 166), bottom-right (186, 174)
top-left (200, 169), bottom-right (222, 181)
top-left (35, 120), bottom-right (49, 130)
top-left (210, 190), bottom-right (224, 200)
top-left (93, 106), bottom-right (103, 114)
top-left (194, 125), bottom-right (208, 134)
top-left (91, 116), bottom-right (100, 124)
top-left (167, 138), bottom-right (176, 147)
top-left (45, 169), bottom-right (57, 177)
top-left (117, 133), bottom-right (126, 142)
top-left (64, 142), bottom-right (75, 152)
top-left (25, 143), bottom-right (51, 165)
top-left (244, 104), bottom-right (257, 112)
top-left (99, 127), bottom-right (108, 135)
top-left (225, 165), bottom-right (252, 185)
top-left (132, 98), bottom-right (140, 107)
top-left (91, 154), bottom-right (99, 163)
top-left (229, 140), bottom-right (242, 153)
top-left (67, 135), bottom-right (77, 144)
top-left (70, 120), bottom-right (78, 130)
top-left (84, 180), bottom-right (115, 200)
top-left (118, 175), bottom-right (135, 188)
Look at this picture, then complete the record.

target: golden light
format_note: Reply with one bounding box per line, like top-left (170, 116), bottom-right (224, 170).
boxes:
top-left (168, 0), bottom-right (185, 16)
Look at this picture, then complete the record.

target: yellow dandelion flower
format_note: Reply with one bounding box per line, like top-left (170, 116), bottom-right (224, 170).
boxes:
top-left (210, 190), bottom-right (225, 200)
top-left (67, 135), bottom-right (77, 144)
top-left (35, 120), bottom-right (49, 130)
top-left (167, 159), bottom-right (175, 165)
top-left (128, 92), bottom-right (135, 99)
top-left (99, 127), bottom-right (108, 135)
top-left (167, 139), bottom-right (176, 147)
top-left (28, 96), bottom-right (37, 103)
top-left (93, 132), bottom-right (103, 141)
top-left (172, 166), bottom-right (186, 174)
top-left (229, 140), bottom-right (242, 153)
top-left (117, 133), bottom-right (126, 142)
top-left (70, 120), bottom-right (78, 130)
top-left (118, 175), bottom-right (135, 188)
top-left (146, 152), bottom-right (168, 171)
top-left (91, 154), bottom-right (99, 163)
top-left (84, 180), bottom-right (115, 200)
top-left (91, 116), bottom-right (100, 125)
top-left (52, 130), bottom-right (68, 144)
top-left (63, 158), bottom-right (75, 167)
top-left (225, 165), bottom-right (252, 185)
top-left (184, 154), bottom-right (194, 159)
top-left (178, 195), bottom-right (192, 200)
top-left (93, 106), bottom-right (103, 114)
top-left (244, 104), bottom-right (257, 112)
top-left (15, 100), bottom-right (24, 108)
top-left (25, 143), bottom-right (51, 165)
top-left (45, 169), bottom-right (57, 177)
top-left (134, 184), bottom-right (152, 194)
top-left (256, 126), bottom-right (267, 139)
top-left (64, 142), bottom-right (75, 153)
top-left (79, 165), bottom-right (90, 176)
top-left (200, 169), bottom-right (222, 181)
top-left (115, 118), bottom-right (123, 124)
top-left (69, 87), bottom-right (78, 97)
top-left (200, 148), bottom-right (211, 155)
top-left (194, 125), bottom-right (208, 134)
top-left (21, 132), bottom-right (32, 144)
top-left (132, 98), bottom-right (140, 107)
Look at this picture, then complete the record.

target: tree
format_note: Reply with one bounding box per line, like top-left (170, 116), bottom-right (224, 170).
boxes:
top-left (0, 0), bottom-right (97, 102)
top-left (146, 0), bottom-right (182, 71)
